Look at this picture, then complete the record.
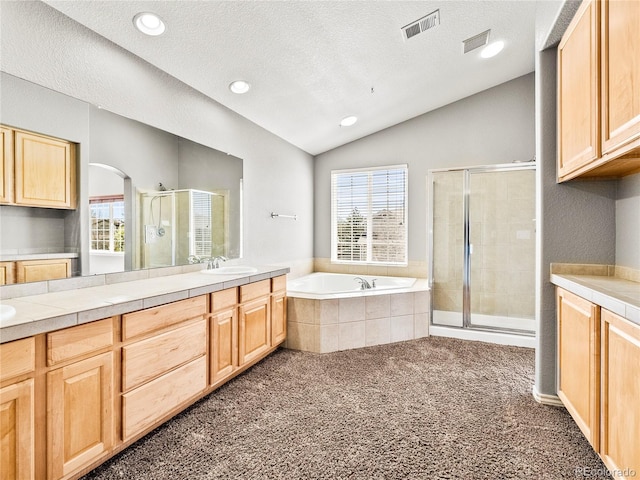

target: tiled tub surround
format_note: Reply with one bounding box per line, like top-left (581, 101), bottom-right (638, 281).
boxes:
top-left (286, 273), bottom-right (430, 353)
top-left (0, 265), bottom-right (289, 343)
top-left (550, 263), bottom-right (640, 326)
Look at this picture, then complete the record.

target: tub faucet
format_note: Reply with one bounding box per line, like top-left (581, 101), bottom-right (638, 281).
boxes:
top-left (188, 255), bottom-right (202, 264)
top-left (354, 277), bottom-right (372, 290)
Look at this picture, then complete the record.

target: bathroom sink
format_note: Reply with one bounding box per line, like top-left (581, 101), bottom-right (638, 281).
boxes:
top-left (0, 304), bottom-right (17, 326)
top-left (200, 266), bottom-right (258, 275)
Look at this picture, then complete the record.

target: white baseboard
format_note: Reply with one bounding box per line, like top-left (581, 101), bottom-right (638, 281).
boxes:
top-left (532, 386), bottom-right (564, 407)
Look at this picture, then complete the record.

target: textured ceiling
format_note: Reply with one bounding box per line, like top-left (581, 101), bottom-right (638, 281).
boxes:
top-left (44, 0), bottom-right (537, 155)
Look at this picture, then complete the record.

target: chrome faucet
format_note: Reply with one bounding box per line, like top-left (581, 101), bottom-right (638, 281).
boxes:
top-left (212, 256), bottom-right (228, 268)
top-left (187, 255), bottom-right (202, 264)
top-left (354, 277), bottom-right (372, 290)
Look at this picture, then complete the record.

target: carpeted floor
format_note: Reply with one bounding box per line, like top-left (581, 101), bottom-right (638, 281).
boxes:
top-left (82, 337), bottom-right (611, 480)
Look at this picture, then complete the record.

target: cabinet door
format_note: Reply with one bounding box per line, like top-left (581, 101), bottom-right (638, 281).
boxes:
top-left (601, 0), bottom-right (640, 155)
top-left (271, 291), bottom-right (287, 346)
top-left (557, 0), bottom-right (600, 181)
top-left (238, 296), bottom-right (270, 365)
top-left (556, 288), bottom-right (600, 448)
top-left (0, 126), bottom-right (14, 204)
top-left (0, 379), bottom-right (34, 480)
top-left (14, 130), bottom-right (75, 209)
top-left (600, 309), bottom-right (640, 474)
top-left (47, 352), bottom-right (113, 480)
top-left (0, 261), bottom-right (16, 285)
top-left (210, 307), bottom-right (238, 385)
top-left (16, 259), bottom-right (71, 283)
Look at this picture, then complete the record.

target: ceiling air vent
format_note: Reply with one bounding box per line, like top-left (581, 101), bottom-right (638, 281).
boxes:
top-left (463, 29), bottom-right (491, 54)
top-left (402, 9), bottom-right (440, 42)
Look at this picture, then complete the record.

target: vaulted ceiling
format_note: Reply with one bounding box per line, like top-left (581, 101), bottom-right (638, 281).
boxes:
top-left (45, 1), bottom-right (537, 155)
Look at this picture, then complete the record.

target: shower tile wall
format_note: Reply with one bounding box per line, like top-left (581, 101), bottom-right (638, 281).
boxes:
top-left (432, 171), bottom-right (463, 314)
top-left (469, 170), bottom-right (535, 321)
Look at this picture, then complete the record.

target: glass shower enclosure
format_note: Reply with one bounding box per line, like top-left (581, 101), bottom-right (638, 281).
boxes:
top-left (139, 189), bottom-right (228, 268)
top-left (428, 164), bottom-right (536, 336)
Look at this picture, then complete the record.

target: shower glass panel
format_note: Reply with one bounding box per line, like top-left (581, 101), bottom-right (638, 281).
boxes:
top-left (429, 164), bottom-right (535, 335)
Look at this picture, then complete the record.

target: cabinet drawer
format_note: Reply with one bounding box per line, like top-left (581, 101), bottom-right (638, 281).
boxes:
top-left (0, 261), bottom-right (16, 285)
top-left (0, 337), bottom-right (35, 382)
top-left (47, 318), bottom-right (113, 366)
top-left (122, 356), bottom-right (207, 440)
top-left (16, 258), bottom-right (71, 283)
top-left (240, 279), bottom-right (270, 303)
top-left (271, 275), bottom-right (286, 293)
top-left (211, 287), bottom-right (237, 313)
top-left (122, 319), bottom-right (207, 392)
top-left (122, 295), bottom-right (207, 341)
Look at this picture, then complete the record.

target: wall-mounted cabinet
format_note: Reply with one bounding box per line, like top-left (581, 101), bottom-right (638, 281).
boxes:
top-left (0, 125), bottom-right (76, 209)
top-left (557, 0), bottom-right (640, 182)
top-left (556, 288), bottom-right (640, 474)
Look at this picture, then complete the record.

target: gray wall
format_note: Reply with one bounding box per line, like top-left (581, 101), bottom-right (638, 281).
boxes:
top-left (534, 0), bottom-right (617, 400)
top-left (314, 73), bottom-right (536, 263)
top-left (0, 0), bottom-right (314, 272)
top-left (616, 173), bottom-right (640, 270)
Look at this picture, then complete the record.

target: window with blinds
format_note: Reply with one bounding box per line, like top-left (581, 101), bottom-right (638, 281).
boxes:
top-left (331, 165), bottom-right (408, 265)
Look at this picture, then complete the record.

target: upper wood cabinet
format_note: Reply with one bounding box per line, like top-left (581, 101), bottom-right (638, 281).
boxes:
top-left (557, 0), bottom-right (640, 182)
top-left (601, 0), bottom-right (640, 155)
top-left (0, 125), bottom-right (76, 209)
top-left (1, 126), bottom-right (14, 204)
top-left (558, 0), bottom-right (600, 180)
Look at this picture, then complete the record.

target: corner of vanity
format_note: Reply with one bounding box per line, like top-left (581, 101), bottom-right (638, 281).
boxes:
top-left (0, 265), bottom-right (289, 480)
top-left (551, 264), bottom-right (640, 476)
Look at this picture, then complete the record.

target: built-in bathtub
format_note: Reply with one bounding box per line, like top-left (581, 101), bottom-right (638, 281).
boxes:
top-left (286, 272), bottom-right (430, 353)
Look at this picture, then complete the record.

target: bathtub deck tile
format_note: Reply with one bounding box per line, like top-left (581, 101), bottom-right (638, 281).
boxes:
top-left (289, 298), bottom-right (316, 324)
top-left (390, 315), bottom-right (414, 343)
top-left (414, 312), bottom-right (429, 339)
top-left (339, 297), bottom-right (365, 323)
top-left (414, 291), bottom-right (430, 314)
top-left (320, 324), bottom-right (339, 353)
top-left (338, 321), bottom-right (365, 351)
top-left (317, 299), bottom-right (339, 325)
top-left (365, 317), bottom-right (391, 347)
top-left (390, 293), bottom-right (414, 316)
top-left (365, 295), bottom-right (391, 320)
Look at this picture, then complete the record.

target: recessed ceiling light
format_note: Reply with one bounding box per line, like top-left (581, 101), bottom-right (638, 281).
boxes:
top-left (133, 12), bottom-right (166, 36)
top-left (340, 116), bottom-right (358, 127)
top-left (229, 80), bottom-right (251, 94)
top-left (480, 41), bottom-right (504, 58)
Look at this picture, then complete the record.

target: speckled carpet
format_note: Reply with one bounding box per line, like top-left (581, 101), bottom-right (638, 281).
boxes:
top-left (81, 337), bottom-right (610, 480)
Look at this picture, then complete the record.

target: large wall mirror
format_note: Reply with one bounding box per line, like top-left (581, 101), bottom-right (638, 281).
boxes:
top-left (0, 73), bottom-right (243, 283)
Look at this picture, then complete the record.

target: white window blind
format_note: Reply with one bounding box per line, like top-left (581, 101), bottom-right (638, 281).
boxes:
top-left (331, 165), bottom-right (408, 265)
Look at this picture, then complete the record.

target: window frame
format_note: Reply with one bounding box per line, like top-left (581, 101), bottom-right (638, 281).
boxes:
top-left (330, 164), bottom-right (408, 266)
top-left (89, 195), bottom-right (125, 255)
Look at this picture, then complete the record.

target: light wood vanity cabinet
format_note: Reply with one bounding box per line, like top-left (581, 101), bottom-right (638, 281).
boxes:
top-left (557, 0), bottom-right (640, 182)
top-left (210, 287), bottom-right (239, 385)
top-left (239, 279), bottom-right (271, 365)
top-left (46, 318), bottom-right (115, 480)
top-left (16, 259), bottom-right (72, 283)
top-left (600, 309), bottom-right (640, 474)
top-left (556, 288), bottom-right (640, 474)
top-left (0, 261), bottom-right (16, 285)
top-left (557, 288), bottom-right (600, 448)
top-left (0, 125), bottom-right (76, 209)
top-left (121, 296), bottom-right (208, 441)
top-left (0, 275), bottom-right (287, 480)
top-left (0, 337), bottom-right (36, 480)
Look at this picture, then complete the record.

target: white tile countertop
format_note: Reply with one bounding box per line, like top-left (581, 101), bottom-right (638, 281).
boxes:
top-left (550, 273), bottom-right (640, 326)
top-left (0, 265), bottom-right (289, 343)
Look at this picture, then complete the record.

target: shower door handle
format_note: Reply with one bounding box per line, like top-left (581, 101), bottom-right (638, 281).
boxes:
top-left (469, 244), bottom-right (474, 255)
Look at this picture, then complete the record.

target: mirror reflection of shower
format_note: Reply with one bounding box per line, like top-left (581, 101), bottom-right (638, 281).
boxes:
top-left (140, 188), bottom-right (229, 269)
